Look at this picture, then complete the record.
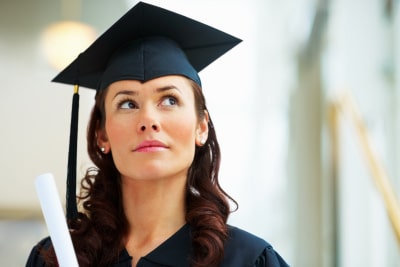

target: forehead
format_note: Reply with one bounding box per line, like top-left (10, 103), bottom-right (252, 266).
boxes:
top-left (106, 75), bottom-right (194, 96)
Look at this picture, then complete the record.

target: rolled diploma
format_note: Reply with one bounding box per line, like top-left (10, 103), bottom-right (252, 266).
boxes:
top-left (35, 173), bottom-right (79, 267)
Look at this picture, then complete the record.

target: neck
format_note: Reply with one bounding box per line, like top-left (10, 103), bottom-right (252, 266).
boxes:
top-left (121, 175), bottom-right (187, 239)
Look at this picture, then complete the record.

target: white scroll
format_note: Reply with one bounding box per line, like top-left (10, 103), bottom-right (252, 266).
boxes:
top-left (35, 173), bottom-right (79, 267)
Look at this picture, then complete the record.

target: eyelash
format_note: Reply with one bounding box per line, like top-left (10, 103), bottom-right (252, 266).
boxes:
top-left (161, 94), bottom-right (179, 106)
top-left (115, 93), bottom-right (180, 109)
top-left (116, 97), bottom-right (137, 109)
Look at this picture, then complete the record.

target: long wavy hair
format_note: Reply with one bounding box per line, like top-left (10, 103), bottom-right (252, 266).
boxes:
top-left (41, 78), bottom-right (237, 266)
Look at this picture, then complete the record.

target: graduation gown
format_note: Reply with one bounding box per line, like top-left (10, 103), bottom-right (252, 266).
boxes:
top-left (26, 224), bottom-right (289, 267)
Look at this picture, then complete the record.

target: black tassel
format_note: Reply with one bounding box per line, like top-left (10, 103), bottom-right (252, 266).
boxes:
top-left (66, 85), bottom-right (79, 220)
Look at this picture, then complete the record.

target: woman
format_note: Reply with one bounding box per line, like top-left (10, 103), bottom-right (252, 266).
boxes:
top-left (26, 2), bottom-right (289, 267)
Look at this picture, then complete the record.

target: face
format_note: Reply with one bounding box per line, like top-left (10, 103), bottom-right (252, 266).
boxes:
top-left (98, 75), bottom-right (208, 182)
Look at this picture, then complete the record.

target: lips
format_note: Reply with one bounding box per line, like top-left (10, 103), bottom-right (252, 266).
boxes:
top-left (133, 140), bottom-right (168, 152)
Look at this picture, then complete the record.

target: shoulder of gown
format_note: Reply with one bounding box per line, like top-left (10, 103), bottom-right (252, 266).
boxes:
top-left (222, 225), bottom-right (289, 267)
top-left (25, 236), bottom-right (132, 267)
top-left (26, 226), bottom-right (289, 267)
top-left (25, 236), bottom-right (51, 267)
top-left (252, 245), bottom-right (289, 267)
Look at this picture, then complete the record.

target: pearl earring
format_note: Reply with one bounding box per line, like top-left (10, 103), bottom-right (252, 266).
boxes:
top-left (100, 147), bottom-right (105, 153)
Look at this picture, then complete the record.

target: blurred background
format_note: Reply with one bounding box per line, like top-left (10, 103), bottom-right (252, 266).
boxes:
top-left (1, 0), bottom-right (400, 266)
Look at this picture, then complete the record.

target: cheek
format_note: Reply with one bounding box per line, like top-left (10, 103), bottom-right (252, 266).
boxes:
top-left (168, 115), bottom-right (198, 144)
top-left (105, 117), bottom-right (134, 146)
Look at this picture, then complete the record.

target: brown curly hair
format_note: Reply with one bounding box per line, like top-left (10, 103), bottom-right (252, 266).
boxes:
top-left (41, 79), bottom-right (237, 266)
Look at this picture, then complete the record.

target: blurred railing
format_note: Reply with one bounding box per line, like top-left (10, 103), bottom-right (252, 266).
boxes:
top-left (332, 93), bottom-right (400, 246)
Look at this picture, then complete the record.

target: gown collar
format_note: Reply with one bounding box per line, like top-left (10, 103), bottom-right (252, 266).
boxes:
top-left (113, 224), bottom-right (191, 266)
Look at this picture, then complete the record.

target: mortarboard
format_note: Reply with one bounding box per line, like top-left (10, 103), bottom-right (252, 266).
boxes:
top-left (52, 1), bottom-right (242, 220)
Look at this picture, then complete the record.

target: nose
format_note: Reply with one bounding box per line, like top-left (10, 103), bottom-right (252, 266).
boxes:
top-left (137, 108), bottom-right (161, 133)
top-left (139, 123), bottom-right (160, 132)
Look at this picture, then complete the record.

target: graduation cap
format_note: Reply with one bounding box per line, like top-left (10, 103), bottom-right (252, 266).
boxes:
top-left (53, 1), bottom-right (242, 220)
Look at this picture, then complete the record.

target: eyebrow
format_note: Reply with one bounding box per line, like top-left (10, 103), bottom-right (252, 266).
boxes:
top-left (112, 90), bottom-right (138, 100)
top-left (112, 84), bottom-right (182, 100)
top-left (156, 85), bottom-right (181, 94)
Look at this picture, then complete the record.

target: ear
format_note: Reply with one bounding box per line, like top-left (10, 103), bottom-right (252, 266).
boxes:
top-left (195, 110), bottom-right (209, 146)
top-left (96, 128), bottom-right (110, 153)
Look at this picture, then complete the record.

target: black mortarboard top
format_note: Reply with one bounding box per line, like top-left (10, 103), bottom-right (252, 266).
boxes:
top-left (53, 1), bottom-right (242, 220)
top-left (53, 1), bottom-right (242, 90)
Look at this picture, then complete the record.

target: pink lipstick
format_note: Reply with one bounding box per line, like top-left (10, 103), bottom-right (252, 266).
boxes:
top-left (133, 140), bottom-right (168, 152)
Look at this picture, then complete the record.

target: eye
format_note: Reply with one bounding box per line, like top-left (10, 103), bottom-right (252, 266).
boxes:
top-left (118, 99), bottom-right (137, 109)
top-left (160, 96), bottom-right (177, 106)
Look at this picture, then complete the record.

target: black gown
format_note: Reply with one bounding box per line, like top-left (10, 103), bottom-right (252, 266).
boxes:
top-left (26, 224), bottom-right (289, 267)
